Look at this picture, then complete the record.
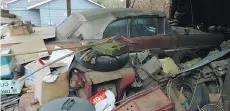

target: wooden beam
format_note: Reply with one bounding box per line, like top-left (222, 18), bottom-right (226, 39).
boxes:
top-left (126, 0), bottom-right (130, 8)
top-left (66, 0), bottom-right (71, 17)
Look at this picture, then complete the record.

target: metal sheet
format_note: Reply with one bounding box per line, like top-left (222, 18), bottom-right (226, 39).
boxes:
top-left (222, 59), bottom-right (230, 110)
top-left (179, 48), bottom-right (230, 75)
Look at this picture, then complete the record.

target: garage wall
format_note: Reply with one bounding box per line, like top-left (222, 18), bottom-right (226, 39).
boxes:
top-left (38, 0), bottom-right (102, 26)
top-left (7, 0), bottom-right (41, 26)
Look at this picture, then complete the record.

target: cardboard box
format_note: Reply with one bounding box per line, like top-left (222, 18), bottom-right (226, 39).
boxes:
top-left (1, 60), bottom-right (15, 79)
top-left (0, 80), bottom-right (24, 94)
top-left (24, 60), bottom-right (51, 87)
top-left (0, 49), bottom-right (15, 79)
top-left (11, 38), bottom-right (49, 64)
top-left (8, 22), bottom-right (33, 36)
top-left (35, 67), bottom-right (69, 105)
top-left (19, 92), bottom-right (40, 111)
top-left (1, 49), bottom-right (12, 65)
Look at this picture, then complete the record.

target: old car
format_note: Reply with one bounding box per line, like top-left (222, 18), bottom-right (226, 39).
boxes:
top-left (56, 8), bottom-right (225, 63)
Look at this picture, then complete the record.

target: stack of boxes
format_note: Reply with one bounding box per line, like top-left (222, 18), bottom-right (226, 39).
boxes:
top-left (1, 49), bottom-right (15, 79)
top-left (1, 49), bottom-right (25, 94)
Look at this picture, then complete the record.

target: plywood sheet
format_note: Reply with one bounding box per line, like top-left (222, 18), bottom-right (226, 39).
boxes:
top-left (87, 69), bottom-right (122, 84)
top-left (11, 38), bottom-right (49, 64)
top-left (1, 26), bottom-right (55, 45)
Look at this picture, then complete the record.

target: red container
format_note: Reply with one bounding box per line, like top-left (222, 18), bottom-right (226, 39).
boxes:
top-left (113, 88), bottom-right (174, 111)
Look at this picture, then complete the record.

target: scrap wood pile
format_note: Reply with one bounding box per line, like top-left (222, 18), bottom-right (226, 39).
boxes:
top-left (1, 9), bottom-right (19, 25)
top-left (1, 9), bottom-right (16, 18)
top-left (1, 37), bottom-right (230, 111)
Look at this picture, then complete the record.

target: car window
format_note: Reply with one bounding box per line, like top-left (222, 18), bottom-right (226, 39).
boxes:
top-left (157, 17), bottom-right (165, 35)
top-left (103, 19), bottom-right (128, 38)
top-left (129, 17), bottom-right (158, 37)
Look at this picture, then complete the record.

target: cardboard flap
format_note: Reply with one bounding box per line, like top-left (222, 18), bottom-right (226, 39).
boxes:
top-left (11, 38), bottom-right (49, 64)
top-left (86, 70), bottom-right (122, 84)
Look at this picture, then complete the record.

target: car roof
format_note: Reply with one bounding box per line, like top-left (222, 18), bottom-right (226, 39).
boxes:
top-left (73, 8), bottom-right (166, 21)
top-left (56, 8), bottom-right (167, 40)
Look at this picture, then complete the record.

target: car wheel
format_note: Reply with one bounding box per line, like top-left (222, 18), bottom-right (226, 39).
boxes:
top-left (75, 49), bottom-right (129, 72)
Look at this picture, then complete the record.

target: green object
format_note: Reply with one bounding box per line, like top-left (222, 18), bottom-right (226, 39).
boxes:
top-left (92, 42), bottom-right (125, 56)
top-left (208, 50), bottom-right (220, 55)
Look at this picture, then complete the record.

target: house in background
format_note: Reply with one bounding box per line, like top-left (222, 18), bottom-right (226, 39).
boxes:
top-left (6, 0), bottom-right (104, 26)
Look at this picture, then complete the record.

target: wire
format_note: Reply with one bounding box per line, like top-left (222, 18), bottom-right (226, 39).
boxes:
top-left (166, 79), bottom-right (173, 101)
top-left (186, 69), bottom-right (201, 110)
top-left (1, 106), bottom-right (6, 111)
top-left (167, 69), bottom-right (202, 110)
top-left (215, 76), bottom-right (223, 105)
top-left (189, 0), bottom-right (194, 27)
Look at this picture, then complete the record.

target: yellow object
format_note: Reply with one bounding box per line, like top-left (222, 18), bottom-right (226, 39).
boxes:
top-left (178, 93), bottom-right (186, 101)
top-left (159, 57), bottom-right (179, 74)
top-left (22, 87), bottom-right (32, 92)
top-left (182, 57), bottom-right (201, 68)
top-left (208, 50), bottom-right (220, 55)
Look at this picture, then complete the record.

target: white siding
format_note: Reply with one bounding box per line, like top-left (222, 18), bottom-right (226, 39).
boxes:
top-left (38, 0), bottom-right (101, 26)
top-left (7, 0), bottom-right (102, 26)
top-left (7, 0), bottom-right (41, 26)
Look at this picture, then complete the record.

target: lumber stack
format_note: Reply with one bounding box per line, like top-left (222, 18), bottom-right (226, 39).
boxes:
top-left (1, 9), bottom-right (16, 18)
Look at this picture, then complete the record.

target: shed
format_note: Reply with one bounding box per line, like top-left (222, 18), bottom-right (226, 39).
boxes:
top-left (7, 0), bottom-right (104, 26)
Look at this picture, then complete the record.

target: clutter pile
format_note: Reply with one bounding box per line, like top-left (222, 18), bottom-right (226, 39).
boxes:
top-left (1, 9), bottom-right (19, 26)
top-left (1, 34), bottom-right (230, 111)
top-left (8, 21), bottom-right (33, 36)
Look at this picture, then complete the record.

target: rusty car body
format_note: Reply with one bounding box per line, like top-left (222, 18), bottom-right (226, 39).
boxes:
top-left (56, 8), bottom-right (225, 60)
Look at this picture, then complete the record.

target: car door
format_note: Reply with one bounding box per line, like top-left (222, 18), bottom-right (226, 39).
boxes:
top-left (173, 27), bottom-right (225, 49)
top-left (103, 16), bottom-right (175, 52)
top-left (127, 16), bottom-right (175, 52)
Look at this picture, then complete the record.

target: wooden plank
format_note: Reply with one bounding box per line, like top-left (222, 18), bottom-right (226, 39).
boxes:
top-left (1, 12), bottom-right (16, 18)
top-left (1, 9), bottom-right (9, 14)
top-left (11, 38), bottom-right (49, 64)
top-left (1, 40), bottom-right (80, 55)
top-left (1, 26), bottom-right (55, 45)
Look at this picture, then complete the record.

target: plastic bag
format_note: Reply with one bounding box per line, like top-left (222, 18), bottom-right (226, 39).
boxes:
top-left (89, 90), bottom-right (115, 111)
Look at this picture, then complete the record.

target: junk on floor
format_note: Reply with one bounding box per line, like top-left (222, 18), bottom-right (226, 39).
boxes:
top-left (38, 97), bottom-right (95, 111)
top-left (113, 88), bottom-right (174, 111)
top-left (1, 49), bottom-right (15, 79)
top-left (1, 37), bottom-right (230, 111)
top-left (7, 21), bottom-right (33, 36)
